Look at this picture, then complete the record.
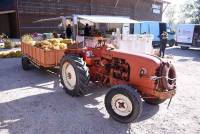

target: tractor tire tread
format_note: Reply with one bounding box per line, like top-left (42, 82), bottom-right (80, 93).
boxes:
top-left (60, 55), bottom-right (90, 97)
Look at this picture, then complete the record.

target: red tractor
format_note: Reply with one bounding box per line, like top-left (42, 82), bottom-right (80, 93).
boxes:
top-left (60, 46), bottom-right (176, 123)
top-left (21, 15), bottom-right (176, 123)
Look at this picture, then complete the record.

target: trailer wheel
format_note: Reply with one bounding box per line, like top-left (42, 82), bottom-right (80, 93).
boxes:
top-left (60, 55), bottom-right (90, 97)
top-left (105, 85), bottom-right (142, 123)
top-left (22, 56), bottom-right (31, 70)
top-left (181, 46), bottom-right (189, 50)
top-left (168, 39), bottom-right (175, 47)
top-left (143, 98), bottom-right (166, 105)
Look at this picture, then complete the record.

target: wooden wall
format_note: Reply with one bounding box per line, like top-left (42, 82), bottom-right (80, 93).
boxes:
top-left (16, 0), bottom-right (163, 34)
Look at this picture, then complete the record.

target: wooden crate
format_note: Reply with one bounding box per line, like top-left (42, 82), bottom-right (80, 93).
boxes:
top-left (21, 43), bottom-right (65, 68)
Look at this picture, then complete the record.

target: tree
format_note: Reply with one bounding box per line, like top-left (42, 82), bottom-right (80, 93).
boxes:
top-left (164, 4), bottom-right (176, 28)
top-left (193, 0), bottom-right (200, 23)
top-left (182, 0), bottom-right (200, 23)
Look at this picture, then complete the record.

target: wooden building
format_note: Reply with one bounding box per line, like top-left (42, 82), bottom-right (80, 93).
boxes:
top-left (0, 0), bottom-right (168, 37)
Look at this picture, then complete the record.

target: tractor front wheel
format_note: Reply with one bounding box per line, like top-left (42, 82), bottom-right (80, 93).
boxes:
top-left (105, 85), bottom-right (142, 123)
top-left (60, 55), bottom-right (90, 97)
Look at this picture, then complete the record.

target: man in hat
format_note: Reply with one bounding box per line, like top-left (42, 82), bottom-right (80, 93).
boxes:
top-left (160, 31), bottom-right (168, 58)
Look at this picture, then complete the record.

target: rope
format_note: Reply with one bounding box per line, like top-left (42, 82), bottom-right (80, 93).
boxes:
top-left (150, 76), bottom-right (176, 81)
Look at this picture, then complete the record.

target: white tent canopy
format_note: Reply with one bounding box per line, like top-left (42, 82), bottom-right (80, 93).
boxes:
top-left (34, 15), bottom-right (139, 24)
top-left (77, 15), bottom-right (139, 24)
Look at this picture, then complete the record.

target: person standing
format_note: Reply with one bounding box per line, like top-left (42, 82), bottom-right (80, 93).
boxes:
top-left (160, 31), bottom-right (168, 58)
top-left (52, 32), bottom-right (59, 38)
top-left (60, 32), bottom-right (66, 39)
top-left (66, 24), bottom-right (72, 39)
top-left (84, 24), bottom-right (90, 36)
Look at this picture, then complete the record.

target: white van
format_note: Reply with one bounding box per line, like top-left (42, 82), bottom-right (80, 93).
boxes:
top-left (176, 24), bottom-right (200, 50)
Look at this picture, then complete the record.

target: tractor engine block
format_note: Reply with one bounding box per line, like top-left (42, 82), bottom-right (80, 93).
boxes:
top-left (110, 58), bottom-right (130, 81)
top-left (92, 57), bottom-right (130, 84)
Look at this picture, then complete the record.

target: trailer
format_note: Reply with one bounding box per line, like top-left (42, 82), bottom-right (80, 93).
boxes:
top-left (21, 43), bottom-right (65, 69)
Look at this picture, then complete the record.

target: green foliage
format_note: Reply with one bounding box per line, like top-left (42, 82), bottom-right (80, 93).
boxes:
top-left (0, 33), bottom-right (8, 39)
top-left (0, 51), bottom-right (22, 58)
top-left (165, 5), bottom-right (176, 26)
top-left (182, 0), bottom-right (200, 23)
top-left (3, 39), bottom-right (14, 49)
top-left (0, 33), bottom-right (15, 49)
top-left (21, 34), bottom-right (33, 43)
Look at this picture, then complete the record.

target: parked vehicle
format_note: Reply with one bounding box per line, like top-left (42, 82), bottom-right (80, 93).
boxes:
top-left (132, 21), bottom-right (176, 47)
top-left (176, 24), bottom-right (200, 50)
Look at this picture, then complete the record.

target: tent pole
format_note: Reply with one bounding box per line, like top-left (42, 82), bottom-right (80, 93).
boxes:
top-left (114, 0), bottom-right (120, 8)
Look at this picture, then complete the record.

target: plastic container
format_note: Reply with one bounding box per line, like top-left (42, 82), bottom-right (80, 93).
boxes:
top-left (117, 34), bottom-right (154, 55)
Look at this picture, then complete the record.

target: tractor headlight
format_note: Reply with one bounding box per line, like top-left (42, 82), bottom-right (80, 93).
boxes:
top-left (139, 68), bottom-right (147, 77)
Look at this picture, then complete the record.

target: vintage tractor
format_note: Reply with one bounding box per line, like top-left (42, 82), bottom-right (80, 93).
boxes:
top-left (60, 46), bottom-right (176, 123)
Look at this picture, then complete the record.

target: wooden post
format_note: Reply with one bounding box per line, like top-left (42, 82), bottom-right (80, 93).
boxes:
top-left (61, 16), bottom-right (67, 38)
top-left (16, 0), bottom-right (21, 37)
top-left (90, 0), bottom-right (93, 15)
top-left (114, 0), bottom-right (120, 8)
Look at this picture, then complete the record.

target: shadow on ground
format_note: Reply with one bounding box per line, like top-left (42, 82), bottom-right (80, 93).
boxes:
top-left (0, 58), bottom-right (58, 92)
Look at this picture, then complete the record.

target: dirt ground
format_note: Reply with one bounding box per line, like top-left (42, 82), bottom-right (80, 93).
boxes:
top-left (0, 47), bottom-right (200, 134)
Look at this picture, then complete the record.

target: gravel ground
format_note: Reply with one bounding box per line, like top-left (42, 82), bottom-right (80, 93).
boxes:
top-left (0, 47), bottom-right (200, 134)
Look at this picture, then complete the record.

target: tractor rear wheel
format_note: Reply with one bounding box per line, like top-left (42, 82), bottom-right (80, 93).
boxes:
top-left (144, 98), bottom-right (166, 105)
top-left (60, 55), bottom-right (90, 97)
top-left (105, 85), bottom-right (142, 123)
top-left (22, 56), bottom-right (31, 71)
